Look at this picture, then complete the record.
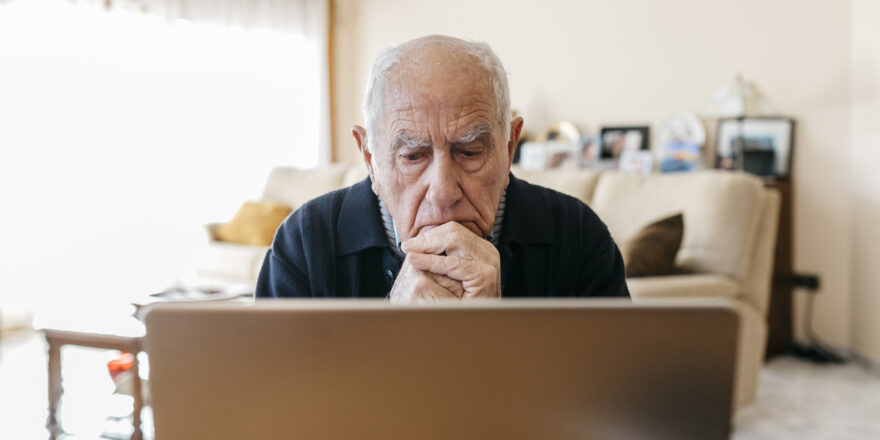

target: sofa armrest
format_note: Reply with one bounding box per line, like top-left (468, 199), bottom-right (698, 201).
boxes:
top-left (740, 188), bottom-right (781, 316)
top-left (196, 240), bottom-right (269, 287)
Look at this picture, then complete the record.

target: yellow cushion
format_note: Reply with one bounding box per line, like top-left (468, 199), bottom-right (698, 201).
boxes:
top-left (215, 201), bottom-right (292, 246)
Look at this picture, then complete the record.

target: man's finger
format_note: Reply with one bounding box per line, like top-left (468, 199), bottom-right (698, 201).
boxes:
top-left (407, 252), bottom-right (481, 282)
top-left (430, 273), bottom-right (465, 297)
top-left (402, 222), bottom-right (473, 255)
top-left (390, 265), bottom-right (458, 303)
top-left (413, 272), bottom-right (459, 301)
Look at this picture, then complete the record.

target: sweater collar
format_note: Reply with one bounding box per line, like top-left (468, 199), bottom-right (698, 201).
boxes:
top-left (500, 173), bottom-right (554, 245)
top-left (336, 177), bottom-right (389, 256)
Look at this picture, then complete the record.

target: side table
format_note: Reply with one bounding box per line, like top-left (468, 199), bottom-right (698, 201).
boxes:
top-left (40, 326), bottom-right (146, 440)
top-left (37, 288), bottom-right (251, 439)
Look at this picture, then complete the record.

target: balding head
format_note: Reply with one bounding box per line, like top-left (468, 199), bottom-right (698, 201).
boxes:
top-left (361, 35), bottom-right (511, 152)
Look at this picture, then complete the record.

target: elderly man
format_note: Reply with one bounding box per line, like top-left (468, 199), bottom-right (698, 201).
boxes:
top-left (256, 35), bottom-right (629, 300)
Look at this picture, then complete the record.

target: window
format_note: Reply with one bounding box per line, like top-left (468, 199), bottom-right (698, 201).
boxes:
top-left (0, 0), bottom-right (326, 310)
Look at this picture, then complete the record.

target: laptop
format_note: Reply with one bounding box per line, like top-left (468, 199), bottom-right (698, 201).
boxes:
top-left (144, 298), bottom-right (739, 440)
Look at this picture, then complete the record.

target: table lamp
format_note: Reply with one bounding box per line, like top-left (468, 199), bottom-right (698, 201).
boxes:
top-left (705, 75), bottom-right (774, 170)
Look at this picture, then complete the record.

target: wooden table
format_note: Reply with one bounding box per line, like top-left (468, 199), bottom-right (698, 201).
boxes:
top-left (37, 292), bottom-right (251, 439)
top-left (40, 315), bottom-right (146, 440)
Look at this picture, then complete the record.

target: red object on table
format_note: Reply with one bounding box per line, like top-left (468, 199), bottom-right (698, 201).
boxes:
top-left (108, 352), bottom-right (135, 384)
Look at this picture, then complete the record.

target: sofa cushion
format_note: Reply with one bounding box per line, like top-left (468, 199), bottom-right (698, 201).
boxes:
top-left (196, 240), bottom-right (269, 286)
top-left (626, 274), bottom-right (740, 300)
top-left (509, 166), bottom-right (601, 205)
top-left (620, 213), bottom-right (684, 277)
top-left (215, 201), bottom-right (292, 247)
top-left (261, 163), bottom-right (351, 207)
top-left (590, 171), bottom-right (765, 280)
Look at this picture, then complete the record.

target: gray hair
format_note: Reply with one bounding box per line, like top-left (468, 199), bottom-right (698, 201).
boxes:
top-left (361, 36), bottom-right (511, 152)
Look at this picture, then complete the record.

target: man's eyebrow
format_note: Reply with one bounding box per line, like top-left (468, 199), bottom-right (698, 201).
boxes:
top-left (452, 123), bottom-right (493, 146)
top-left (391, 131), bottom-right (432, 152)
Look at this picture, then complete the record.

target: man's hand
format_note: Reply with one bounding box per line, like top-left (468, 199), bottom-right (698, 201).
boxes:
top-left (401, 221), bottom-right (501, 299)
top-left (388, 256), bottom-right (462, 303)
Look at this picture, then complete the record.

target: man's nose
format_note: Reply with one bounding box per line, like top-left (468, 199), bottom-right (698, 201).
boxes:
top-left (424, 154), bottom-right (463, 208)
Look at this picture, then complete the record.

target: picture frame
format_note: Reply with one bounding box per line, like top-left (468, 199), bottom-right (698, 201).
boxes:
top-left (579, 136), bottom-right (600, 166)
top-left (658, 112), bottom-right (706, 173)
top-left (619, 150), bottom-right (654, 175)
top-left (715, 117), bottom-right (794, 179)
top-left (517, 141), bottom-right (581, 170)
top-left (600, 126), bottom-right (651, 159)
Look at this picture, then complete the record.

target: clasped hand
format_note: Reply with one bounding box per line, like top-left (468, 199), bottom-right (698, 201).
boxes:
top-left (389, 222), bottom-right (501, 302)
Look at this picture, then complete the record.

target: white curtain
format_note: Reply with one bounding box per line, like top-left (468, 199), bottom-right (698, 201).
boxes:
top-left (80, 0), bottom-right (332, 162)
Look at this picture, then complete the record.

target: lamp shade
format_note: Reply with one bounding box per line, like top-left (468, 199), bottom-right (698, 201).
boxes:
top-left (707, 75), bottom-right (774, 118)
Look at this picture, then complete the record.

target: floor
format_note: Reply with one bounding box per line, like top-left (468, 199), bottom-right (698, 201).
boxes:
top-left (733, 356), bottom-right (880, 439)
top-left (2, 330), bottom-right (880, 439)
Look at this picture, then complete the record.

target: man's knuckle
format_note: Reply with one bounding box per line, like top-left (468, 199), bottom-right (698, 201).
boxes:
top-left (446, 255), bottom-right (461, 270)
top-left (412, 273), bottom-right (432, 288)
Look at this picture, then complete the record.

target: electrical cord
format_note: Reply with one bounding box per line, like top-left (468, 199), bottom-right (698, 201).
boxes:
top-left (790, 291), bottom-right (847, 364)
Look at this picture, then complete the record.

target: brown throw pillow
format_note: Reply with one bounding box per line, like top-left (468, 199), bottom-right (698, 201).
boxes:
top-left (620, 213), bottom-right (684, 278)
top-left (215, 201), bottom-right (293, 247)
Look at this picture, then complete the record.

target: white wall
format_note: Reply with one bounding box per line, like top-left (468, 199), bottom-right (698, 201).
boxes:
top-left (333, 0), bottom-right (856, 349)
top-left (850, 0), bottom-right (880, 364)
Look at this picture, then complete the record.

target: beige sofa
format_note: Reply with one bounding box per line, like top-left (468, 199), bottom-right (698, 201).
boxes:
top-left (197, 164), bottom-right (367, 286)
top-left (199, 163), bottom-right (780, 410)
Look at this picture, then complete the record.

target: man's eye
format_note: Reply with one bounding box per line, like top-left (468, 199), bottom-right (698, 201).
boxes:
top-left (402, 153), bottom-right (423, 161)
top-left (460, 150), bottom-right (482, 158)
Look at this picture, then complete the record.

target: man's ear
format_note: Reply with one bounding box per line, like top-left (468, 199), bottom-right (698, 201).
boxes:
top-left (506, 116), bottom-right (525, 168)
top-left (352, 125), bottom-right (374, 178)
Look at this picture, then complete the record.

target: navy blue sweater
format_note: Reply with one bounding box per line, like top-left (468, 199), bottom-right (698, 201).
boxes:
top-left (255, 174), bottom-right (629, 298)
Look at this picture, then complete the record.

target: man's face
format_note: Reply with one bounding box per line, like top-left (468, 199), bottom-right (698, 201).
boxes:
top-left (358, 60), bottom-right (521, 242)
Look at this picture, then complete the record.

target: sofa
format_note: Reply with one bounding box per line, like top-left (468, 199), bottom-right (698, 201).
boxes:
top-left (198, 163), bottom-right (780, 410)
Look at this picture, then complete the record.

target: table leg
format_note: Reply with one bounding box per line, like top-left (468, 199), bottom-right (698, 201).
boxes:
top-left (130, 354), bottom-right (144, 440)
top-left (46, 341), bottom-right (63, 439)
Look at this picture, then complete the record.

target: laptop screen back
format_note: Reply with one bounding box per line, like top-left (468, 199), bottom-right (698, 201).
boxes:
top-left (144, 299), bottom-right (738, 440)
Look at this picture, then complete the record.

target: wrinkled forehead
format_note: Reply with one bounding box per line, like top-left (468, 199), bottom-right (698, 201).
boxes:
top-left (380, 57), bottom-right (497, 138)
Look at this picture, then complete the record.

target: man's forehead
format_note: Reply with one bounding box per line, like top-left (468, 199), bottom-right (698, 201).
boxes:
top-left (383, 53), bottom-right (494, 110)
top-left (391, 121), bottom-right (493, 143)
top-left (387, 63), bottom-right (491, 100)
top-left (387, 98), bottom-right (494, 124)
top-left (385, 107), bottom-right (495, 141)
top-left (378, 54), bottom-right (499, 146)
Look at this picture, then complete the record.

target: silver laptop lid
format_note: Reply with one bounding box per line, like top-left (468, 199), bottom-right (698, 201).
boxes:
top-left (145, 298), bottom-right (738, 440)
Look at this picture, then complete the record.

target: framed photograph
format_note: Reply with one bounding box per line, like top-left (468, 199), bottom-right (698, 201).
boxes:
top-left (658, 112), bottom-right (706, 173)
top-left (579, 136), bottom-right (600, 166)
top-left (518, 141), bottom-right (581, 170)
top-left (715, 117), bottom-right (794, 178)
top-left (546, 142), bottom-right (580, 169)
top-left (600, 126), bottom-right (651, 159)
top-left (518, 141), bottom-right (548, 170)
top-left (619, 150), bottom-right (654, 175)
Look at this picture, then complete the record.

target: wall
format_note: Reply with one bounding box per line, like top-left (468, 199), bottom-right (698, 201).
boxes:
top-left (850, 0), bottom-right (880, 364)
top-left (332, 0), bottom-right (855, 348)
